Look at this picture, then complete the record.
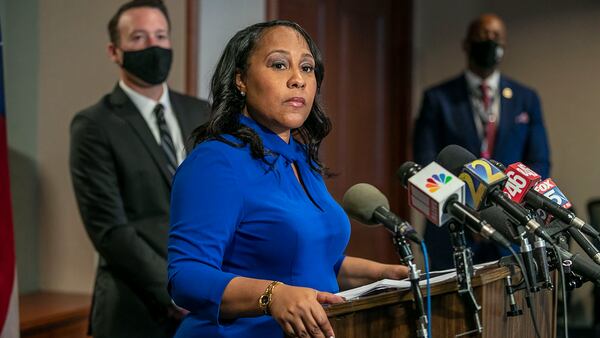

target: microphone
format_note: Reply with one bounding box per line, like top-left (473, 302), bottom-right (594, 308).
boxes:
top-left (491, 160), bottom-right (600, 265)
top-left (482, 206), bottom-right (600, 284)
top-left (548, 218), bottom-right (600, 265)
top-left (396, 161), bottom-right (511, 248)
top-left (397, 161), bottom-right (464, 226)
top-left (556, 247), bottom-right (600, 284)
top-left (532, 235), bottom-right (553, 289)
top-left (480, 206), bottom-right (542, 290)
top-left (342, 184), bottom-right (429, 338)
top-left (489, 161), bottom-right (599, 280)
top-left (490, 160), bottom-right (599, 238)
top-left (479, 206), bottom-right (519, 240)
top-left (342, 183), bottom-right (422, 243)
top-left (568, 226), bottom-right (600, 265)
top-left (535, 178), bottom-right (600, 238)
top-left (436, 145), bottom-right (553, 243)
top-left (501, 162), bottom-right (542, 204)
top-left (531, 178), bottom-right (572, 223)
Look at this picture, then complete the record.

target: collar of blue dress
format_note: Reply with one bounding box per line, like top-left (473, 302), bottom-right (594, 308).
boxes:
top-left (239, 114), bottom-right (307, 165)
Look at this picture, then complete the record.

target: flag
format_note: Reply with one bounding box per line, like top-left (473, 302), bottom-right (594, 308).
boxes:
top-left (0, 21), bottom-right (20, 338)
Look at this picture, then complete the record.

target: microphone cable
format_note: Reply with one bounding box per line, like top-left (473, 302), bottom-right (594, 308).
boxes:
top-left (421, 241), bottom-right (432, 338)
top-left (506, 245), bottom-right (542, 338)
top-left (550, 242), bottom-right (569, 338)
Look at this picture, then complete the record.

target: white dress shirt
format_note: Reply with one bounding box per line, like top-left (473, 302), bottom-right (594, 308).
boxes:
top-left (119, 80), bottom-right (186, 165)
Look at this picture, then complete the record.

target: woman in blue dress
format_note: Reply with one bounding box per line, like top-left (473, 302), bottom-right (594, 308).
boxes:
top-left (167, 20), bottom-right (408, 338)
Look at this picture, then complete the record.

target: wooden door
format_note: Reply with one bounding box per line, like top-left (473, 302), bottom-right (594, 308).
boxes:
top-left (268, 0), bottom-right (413, 263)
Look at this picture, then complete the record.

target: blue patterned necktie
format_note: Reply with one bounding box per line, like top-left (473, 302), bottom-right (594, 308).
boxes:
top-left (153, 103), bottom-right (177, 176)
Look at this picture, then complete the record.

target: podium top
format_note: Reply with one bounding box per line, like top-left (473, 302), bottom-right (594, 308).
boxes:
top-left (325, 265), bottom-right (509, 317)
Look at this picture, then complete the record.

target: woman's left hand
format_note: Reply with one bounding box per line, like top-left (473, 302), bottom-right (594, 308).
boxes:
top-left (337, 256), bottom-right (411, 290)
top-left (379, 264), bottom-right (410, 280)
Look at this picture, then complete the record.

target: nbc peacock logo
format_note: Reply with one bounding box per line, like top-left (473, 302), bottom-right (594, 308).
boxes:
top-left (426, 173), bottom-right (452, 193)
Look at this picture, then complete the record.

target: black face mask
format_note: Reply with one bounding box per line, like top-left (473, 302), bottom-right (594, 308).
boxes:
top-left (121, 46), bottom-right (173, 85)
top-left (469, 40), bottom-right (503, 69)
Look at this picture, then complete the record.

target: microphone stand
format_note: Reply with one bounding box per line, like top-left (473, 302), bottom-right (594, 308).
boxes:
top-left (533, 235), bottom-right (553, 289)
top-left (498, 226), bottom-right (538, 316)
top-left (542, 220), bottom-right (582, 287)
top-left (391, 225), bottom-right (428, 338)
top-left (519, 231), bottom-right (541, 293)
top-left (447, 220), bottom-right (483, 336)
top-left (546, 230), bottom-right (585, 290)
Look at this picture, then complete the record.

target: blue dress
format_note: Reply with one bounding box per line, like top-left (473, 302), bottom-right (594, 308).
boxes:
top-left (168, 116), bottom-right (351, 337)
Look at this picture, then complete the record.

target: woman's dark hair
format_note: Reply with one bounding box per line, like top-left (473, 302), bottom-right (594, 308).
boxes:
top-left (191, 20), bottom-right (331, 174)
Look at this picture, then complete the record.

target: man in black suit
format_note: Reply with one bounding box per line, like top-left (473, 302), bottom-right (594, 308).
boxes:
top-left (69, 1), bottom-right (209, 337)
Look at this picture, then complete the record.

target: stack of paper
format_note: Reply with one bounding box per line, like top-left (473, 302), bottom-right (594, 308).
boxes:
top-left (336, 261), bottom-right (497, 300)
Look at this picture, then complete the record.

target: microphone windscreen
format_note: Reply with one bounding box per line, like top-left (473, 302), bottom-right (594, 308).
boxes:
top-left (396, 161), bottom-right (420, 187)
top-left (436, 144), bottom-right (477, 175)
top-left (342, 183), bottom-right (389, 226)
top-left (479, 206), bottom-right (519, 244)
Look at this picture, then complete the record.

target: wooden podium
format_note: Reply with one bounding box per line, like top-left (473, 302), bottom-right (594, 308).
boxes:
top-left (326, 266), bottom-right (556, 337)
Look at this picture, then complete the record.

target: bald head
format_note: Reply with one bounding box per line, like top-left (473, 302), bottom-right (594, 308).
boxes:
top-left (463, 13), bottom-right (507, 78)
top-left (465, 14), bottom-right (507, 45)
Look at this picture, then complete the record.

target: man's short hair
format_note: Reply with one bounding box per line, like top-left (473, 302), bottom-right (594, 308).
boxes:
top-left (108, 0), bottom-right (171, 46)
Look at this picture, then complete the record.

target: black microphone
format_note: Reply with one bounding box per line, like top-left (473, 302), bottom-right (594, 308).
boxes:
top-left (547, 218), bottom-right (600, 265)
top-left (532, 235), bottom-right (553, 288)
top-left (481, 206), bottom-right (600, 284)
top-left (489, 159), bottom-right (600, 265)
top-left (342, 183), bottom-right (422, 243)
top-left (396, 161), bottom-right (511, 249)
top-left (537, 197), bottom-right (600, 238)
top-left (556, 247), bottom-right (600, 284)
top-left (436, 145), bottom-right (553, 244)
top-left (479, 206), bottom-right (541, 290)
top-left (479, 205), bottom-right (520, 241)
top-left (568, 227), bottom-right (600, 265)
top-left (489, 159), bottom-right (600, 239)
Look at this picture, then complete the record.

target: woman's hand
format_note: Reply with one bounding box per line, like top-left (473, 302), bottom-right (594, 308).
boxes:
top-left (380, 263), bottom-right (410, 280)
top-left (337, 256), bottom-right (411, 290)
top-left (269, 284), bottom-right (344, 338)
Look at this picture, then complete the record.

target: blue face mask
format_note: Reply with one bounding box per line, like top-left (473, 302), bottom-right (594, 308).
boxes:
top-left (122, 46), bottom-right (173, 85)
top-left (469, 40), bottom-right (503, 69)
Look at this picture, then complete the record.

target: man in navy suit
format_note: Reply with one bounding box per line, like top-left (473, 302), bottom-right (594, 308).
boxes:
top-left (413, 13), bottom-right (550, 270)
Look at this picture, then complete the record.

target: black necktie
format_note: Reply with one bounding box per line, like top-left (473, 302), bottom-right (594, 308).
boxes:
top-left (153, 103), bottom-right (177, 176)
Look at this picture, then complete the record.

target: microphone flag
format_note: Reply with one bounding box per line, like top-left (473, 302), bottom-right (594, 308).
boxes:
top-left (407, 162), bottom-right (465, 226)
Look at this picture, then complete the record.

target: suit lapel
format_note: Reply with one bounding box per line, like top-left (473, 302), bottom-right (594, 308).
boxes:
top-left (109, 85), bottom-right (172, 188)
top-left (494, 77), bottom-right (514, 156)
top-left (169, 92), bottom-right (192, 152)
top-left (455, 75), bottom-right (481, 154)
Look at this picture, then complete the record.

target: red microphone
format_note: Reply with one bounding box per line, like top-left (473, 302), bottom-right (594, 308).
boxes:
top-left (490, 160), bottom-right (599, 239)
top-left (502, 162), bottom-right (541, 204)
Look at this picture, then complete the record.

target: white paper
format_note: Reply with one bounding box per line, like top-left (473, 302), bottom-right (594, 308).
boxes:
top-left (336, 260), bottom-right (498, 300)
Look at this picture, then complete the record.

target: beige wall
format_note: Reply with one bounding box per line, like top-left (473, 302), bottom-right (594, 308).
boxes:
top-left (2, 0), bottom-right (40, 294)
top-left (414, 0), bottom-right (600, 326)
top-left (33, 0), bottom-right (187, 293)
